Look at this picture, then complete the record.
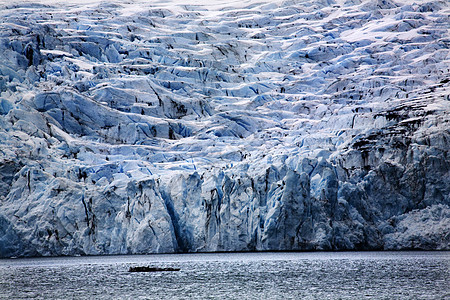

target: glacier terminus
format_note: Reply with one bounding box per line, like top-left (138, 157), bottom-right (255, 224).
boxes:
top-left (0, 0), bottom-right (449, 257)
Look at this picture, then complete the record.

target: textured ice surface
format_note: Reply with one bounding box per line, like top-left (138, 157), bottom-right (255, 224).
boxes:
top-left (0, 0), bottom-right (449, 257)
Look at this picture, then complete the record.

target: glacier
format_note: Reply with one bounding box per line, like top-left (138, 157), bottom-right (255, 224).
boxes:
top-left (0, 0), bottom-right (449, 257)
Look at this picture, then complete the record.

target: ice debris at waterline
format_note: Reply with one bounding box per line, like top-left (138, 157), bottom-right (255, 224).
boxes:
top-left (0, 0), bottom-right (449, 257)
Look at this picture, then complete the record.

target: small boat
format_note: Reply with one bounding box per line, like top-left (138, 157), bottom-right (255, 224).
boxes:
top-left (128, 266), bottom-right (180, 272)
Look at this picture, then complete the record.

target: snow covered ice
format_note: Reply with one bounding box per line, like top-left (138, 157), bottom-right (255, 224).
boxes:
top-left (0, 0), bottom-right (449, 257)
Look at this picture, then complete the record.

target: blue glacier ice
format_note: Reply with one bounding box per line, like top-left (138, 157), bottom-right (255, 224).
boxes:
top-left (0, 0), bottom-right (449, 257)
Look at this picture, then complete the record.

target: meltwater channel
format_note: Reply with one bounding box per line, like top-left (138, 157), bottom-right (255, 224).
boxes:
top-left (1, 252), bottom-right (449, 299)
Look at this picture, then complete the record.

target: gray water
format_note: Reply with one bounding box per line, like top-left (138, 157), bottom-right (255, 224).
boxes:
top-left (0, 252), bottom-right (449, 299)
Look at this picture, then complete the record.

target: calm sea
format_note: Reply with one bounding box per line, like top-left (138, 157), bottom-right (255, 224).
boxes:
top-left (0, 252), bottom-right (448, 299)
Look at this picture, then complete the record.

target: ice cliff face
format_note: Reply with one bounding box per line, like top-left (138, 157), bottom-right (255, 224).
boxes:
top-left (0, 0), bottom-right (449, 257)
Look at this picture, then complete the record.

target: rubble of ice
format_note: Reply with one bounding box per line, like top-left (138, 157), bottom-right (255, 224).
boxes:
top-left (0, 0), bottom-right (449, 257)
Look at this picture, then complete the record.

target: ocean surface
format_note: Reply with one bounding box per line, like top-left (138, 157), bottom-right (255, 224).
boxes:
top-left (0, 252), bottom-right (448, 299)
